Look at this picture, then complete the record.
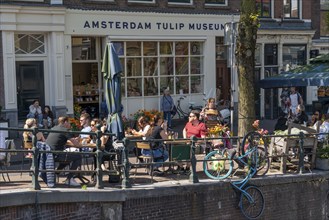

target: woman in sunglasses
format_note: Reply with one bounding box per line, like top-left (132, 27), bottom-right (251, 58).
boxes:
top-left (183, 110), bottom-right (207, 139)
top-left (181, 110), bottom-right (207, 173)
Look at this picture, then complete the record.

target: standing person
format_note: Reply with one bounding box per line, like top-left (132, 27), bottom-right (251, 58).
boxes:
top-left (280, 87), bottom-right (290, 115)
top-left (160, 88), bottom-right (174, 128)
top-left (45, 116), bottom-right (82, 186)
top-left (26, 100), bottom-right (43, 127)
top-left (42, 105), bottom-right (54, 129)
top-left (144, 114), bottom-right (169, 175)
top-left (288, 87), bottom-right (303, 115)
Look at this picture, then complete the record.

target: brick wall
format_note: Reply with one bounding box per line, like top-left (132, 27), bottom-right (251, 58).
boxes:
top-left (1, 172), bottom-right (328, 220)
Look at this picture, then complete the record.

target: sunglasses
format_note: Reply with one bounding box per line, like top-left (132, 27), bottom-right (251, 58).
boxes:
top-left (189, 115), bottom-right (195, 118)
top-left (91, 124), bottom-right (95, 127)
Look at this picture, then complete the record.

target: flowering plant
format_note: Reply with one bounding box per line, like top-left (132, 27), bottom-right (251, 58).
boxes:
top-left (73, 104), bottom-right (82, 119)
top-left (208, 124), bottom-right (230, 136)
top-left (131, 109), bottom-right (163, 122)
top-left (252, 120), bottom-right (270, 145)
top-left (69, 117), bottom-right (81, 131)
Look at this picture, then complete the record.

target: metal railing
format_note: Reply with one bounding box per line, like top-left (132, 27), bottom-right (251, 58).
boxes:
top-left (0, 126), bottom-right (327, 190)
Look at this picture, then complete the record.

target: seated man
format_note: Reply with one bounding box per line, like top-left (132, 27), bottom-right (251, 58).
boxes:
top-left (26, 100), bottom-right (44, 128)
top-left (45, 116), bottom-right (82, 186)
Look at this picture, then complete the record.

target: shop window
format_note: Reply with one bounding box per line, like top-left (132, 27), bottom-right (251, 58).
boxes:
top-left (256, 0), bottom-right (271, 18)
top-left (283, 0), bottom-right (300, 18)
top-left (72, 37), bottom-right (96, 60)
top-left (115, 40), bottom-right (204, 97)
top-left (264, 44), bottom-right (278, 65)
top-left (205, 0), bottom-right (227, 6)
top-left (15, 34), bottom-right (45, 55)
top-left (216, 37), bottom-right (227, 60)
top-left (282, 45), bottom-right (306, 70)
top-left (126, 42), bottom-right (141, 56)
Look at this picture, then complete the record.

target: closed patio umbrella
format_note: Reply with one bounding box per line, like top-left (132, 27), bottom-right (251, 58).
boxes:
top-left (102, 43), bottom-right (124, 140)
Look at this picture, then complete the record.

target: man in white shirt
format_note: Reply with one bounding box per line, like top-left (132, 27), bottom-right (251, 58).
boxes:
top-left (288, 87), bottom-right (303, 115)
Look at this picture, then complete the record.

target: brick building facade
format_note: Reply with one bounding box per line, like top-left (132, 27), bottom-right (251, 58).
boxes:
top-left (0, 0), bottom-right (325, 130)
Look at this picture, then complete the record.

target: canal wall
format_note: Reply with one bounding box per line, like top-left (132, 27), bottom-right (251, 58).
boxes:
top-left (1, 172), bottom-right (328, 220)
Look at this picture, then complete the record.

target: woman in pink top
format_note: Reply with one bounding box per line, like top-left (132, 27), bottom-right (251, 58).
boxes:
top-left (183, 110), bottom-right (207, 139)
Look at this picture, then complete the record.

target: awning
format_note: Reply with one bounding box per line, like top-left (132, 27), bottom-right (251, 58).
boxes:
top-left (259, 56), bottom-right (329, 88)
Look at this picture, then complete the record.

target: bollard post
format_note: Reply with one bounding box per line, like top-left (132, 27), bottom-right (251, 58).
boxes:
top-left (31, 127), bottom-right (40, 190)
top-left (121, 138), bottom-right (131, 189)
top-left (298, 132), bottom-right (305, 174)
top-left (95, 126), bottom-right (104, 189)
top-left (189, 135), bottom-right (199, 183)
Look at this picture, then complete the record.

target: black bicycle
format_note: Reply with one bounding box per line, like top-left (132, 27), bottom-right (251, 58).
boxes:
top-left (174, 96), bottom-right (203, 119)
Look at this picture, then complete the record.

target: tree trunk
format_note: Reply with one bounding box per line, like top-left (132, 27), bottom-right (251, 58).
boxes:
top-left (236, 0), bottom-right (259, 137)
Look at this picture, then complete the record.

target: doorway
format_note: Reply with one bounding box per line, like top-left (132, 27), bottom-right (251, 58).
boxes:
top-left (16, 61), bottom-right (45, 119)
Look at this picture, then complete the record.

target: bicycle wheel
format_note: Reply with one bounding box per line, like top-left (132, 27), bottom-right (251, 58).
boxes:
top-left (203, 150), bottom-right (233, 180)
top-left (240, 185), bottom-right (265, 220)
top-left (254, 146), bottom-right (269, 177)
top-left (240, 131), bottom-right (269, 175)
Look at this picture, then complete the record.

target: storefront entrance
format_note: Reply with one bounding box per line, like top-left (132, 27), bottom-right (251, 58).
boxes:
top-left (16, 61), bottom-right (45, 119)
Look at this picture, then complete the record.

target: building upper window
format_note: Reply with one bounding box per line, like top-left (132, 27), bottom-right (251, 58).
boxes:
top-left (168, 0), bottom-right (192, 4)
top-left (256, 0), bottom-right (271, 18)
top-left (283, 0), bottom-right (300, 18)
top-left (320, 0), bottom-right (329, 37)
top-left (128, 0), bottom-right (155, 3)
top-left (205, 0), bottom-right (227, 6)
top-left (112, 41), bottom-right (204, 97)
top-left (15, 34), bottom-right (45, 55)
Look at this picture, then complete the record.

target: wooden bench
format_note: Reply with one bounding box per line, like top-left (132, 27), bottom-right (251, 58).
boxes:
top-left (269, 122), bottom-right (320, 173)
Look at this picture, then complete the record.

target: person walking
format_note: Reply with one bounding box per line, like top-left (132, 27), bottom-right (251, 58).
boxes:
top-left (160, 88), bottom-right (174, 128)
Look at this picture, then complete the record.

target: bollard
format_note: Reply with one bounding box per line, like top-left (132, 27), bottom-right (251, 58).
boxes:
top-left (121, 138), bottom-right (132, 189)
top-left (31, 127), bottom-right (41, 190)
top-left (189, 136), bottom-right (199, 183)
top-left (95, 127), bottom-right (104, 189)
top-left (298, 132), bottom-right (305, 174)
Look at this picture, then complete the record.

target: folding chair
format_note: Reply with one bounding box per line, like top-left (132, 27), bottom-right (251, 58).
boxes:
top-left (135, 142), bottom-right (154, 182)
top-left (0, 139), bottom-right (15, 182)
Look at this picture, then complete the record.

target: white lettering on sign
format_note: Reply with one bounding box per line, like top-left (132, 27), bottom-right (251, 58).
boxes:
top-left (83, 20), bottom-right (225, 31)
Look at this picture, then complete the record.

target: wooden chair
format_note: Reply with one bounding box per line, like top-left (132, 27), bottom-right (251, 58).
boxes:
top-left (135, 142), bottom-right (154, 182)
top-left (269, 122), bottom-right (320, 173)
top-left (0, 139), bottom-right (16, 182)
top-left (20, 140), bottom-right (33, 176)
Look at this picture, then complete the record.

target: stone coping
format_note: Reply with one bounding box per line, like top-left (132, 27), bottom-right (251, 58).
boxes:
top-left (1, 171), bottom-right (328, 208)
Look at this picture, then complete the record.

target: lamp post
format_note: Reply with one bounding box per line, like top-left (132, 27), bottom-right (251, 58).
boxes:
top-left (224, 16), bottom-right (238, 133)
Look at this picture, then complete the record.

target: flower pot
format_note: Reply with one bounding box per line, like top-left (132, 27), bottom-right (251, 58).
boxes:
top-left (315, 158), bottom-right (329, 170)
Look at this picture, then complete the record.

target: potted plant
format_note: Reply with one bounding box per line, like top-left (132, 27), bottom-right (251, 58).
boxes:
top-left (316, 145), bottom-right (329, 170)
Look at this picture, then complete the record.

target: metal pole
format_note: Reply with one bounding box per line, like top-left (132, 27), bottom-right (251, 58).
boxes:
top-left (230, 16), bottom-right (235, 133)
top-left (95, 127), bottom-right (104, 189)
top-left (31, 127), bottom-right (40, 190)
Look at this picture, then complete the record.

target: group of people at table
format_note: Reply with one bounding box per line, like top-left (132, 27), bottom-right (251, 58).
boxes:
top-left (23, 113), bottom-right (112, 187)
top-left (22, 97), bottom-right (224, 185)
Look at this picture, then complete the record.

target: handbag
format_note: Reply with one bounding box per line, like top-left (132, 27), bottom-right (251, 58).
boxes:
top-left (171, 105), bottom-right (177, 116)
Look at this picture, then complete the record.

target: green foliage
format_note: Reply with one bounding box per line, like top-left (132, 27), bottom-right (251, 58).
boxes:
top-left (318, 146), bottom-right (329, 159)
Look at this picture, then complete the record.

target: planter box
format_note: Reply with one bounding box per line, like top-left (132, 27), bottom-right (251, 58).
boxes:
top-left (315, 158), bottom-right (329, 170)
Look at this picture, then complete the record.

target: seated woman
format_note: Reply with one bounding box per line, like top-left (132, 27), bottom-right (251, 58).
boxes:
top-left (26, 100), bottom-right (44, 128)
top-left (200, 98), bottom-right (222, 123)
top-left (42, 105), bottom-right (54, 129)
top-left (23, 118), bottom-right (46, 158)
top-left (143, 114), bottom-right (169, 176)
top-left (182, 110), bottom-right (207, 172)
top-left (131, 116), bottom-right (151, 162)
